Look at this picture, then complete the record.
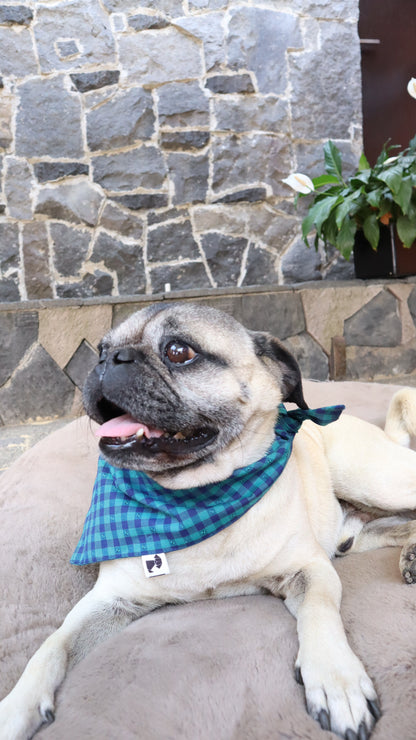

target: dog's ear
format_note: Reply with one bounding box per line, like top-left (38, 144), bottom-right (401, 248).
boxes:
top-left (250, 331), bottom-right (308, 409)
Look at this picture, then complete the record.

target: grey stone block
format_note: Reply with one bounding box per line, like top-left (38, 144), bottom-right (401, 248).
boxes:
top-left (22, 222), bottom-right (53, 299)
top-left (92, 147), bottom-right (166, 191)
top-left (50, 223), bottom-right (91, 277)
top-left (344, 291), bottom-right (402, 347)
top-left (212, 134), bottom-right (290, 197)
top-left (102, 0), bottom-right (183, 13)
top-left (0, 310), bottom-right (38, 386)
top-left (0, 5), bottom-right (33, 25)
top-left (167, 152), bottom-right (209, 205)
top-left (113, 193), bottom-right (169, 211)
top-left (227, 8), bottom-right (302, 94)
top-left (127, 14), bottom-right (168, 31)
top-left (201, 233), bottom-right (247, 287)
top-left (100, 202), bottom-right (144, 239)
top-left (0, 27), bottom-right (37, 76)
top-left (118, 27), bottom-right (203, 85)
top-left (34, 0), bottom-right (116, 72)
top-left (150, 262), bottom-right (211, 293)
top-left (214, 96), bottom-right (289, 134)
top-left (56, 270), bottom-right (114, 298)
top-left (205, 74), bottom-right (254, 94)
top-left (0, 277), bottom-right (19, 301)
top-left (147, 207), bottom-right (188, 226)
top-left (160, 131), bottom-right (209, 151)
top-left (87, 87), bottom-right (154, 152)
top-left (36, 182), bottom-right (104, 227)
top-left (65, 340), bottom-right (98, 390)
top-left (239, 292), bottom-right (306, 340)
top-left (174, 12), bottom-right (225, 71)
top-left (91, 232), bottom-right (145, 294)
top-left (346, 343), bottom-right (416, 381)
top-left (0, 222), bottom-right (19, 272)
top-left (56, 40), bottom-right (80, 59)
top-left (148, 220), bottom-right (199, 263)
top-left (281, 238), bottom-right (322, 283)
top-left (407, 286), bottom-right (416, 326)
top-left (214, 188), bottom-right (267, 204)
top-left (4, 156), bottom-right (33, 219)
top-left (0, 344), bottom-right (75, 425)
top-left (16, 77), bottom-right (83, 158)
top-left (70, 70), bottom-right (120, 93)
top-left (34, 162), bottom-right (89, 182)
top-left (242, 244), bottom-right (279, 286)
top-left (284, 333), bottom-right (329, 381)
top-left (158, 81), bottom-right (209, 127)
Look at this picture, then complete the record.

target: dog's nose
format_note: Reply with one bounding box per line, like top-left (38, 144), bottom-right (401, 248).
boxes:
top-left (112, 347), bottom-right (138, 364)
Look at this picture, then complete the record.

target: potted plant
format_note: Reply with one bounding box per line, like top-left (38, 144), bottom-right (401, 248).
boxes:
top-left (283, 135), bottom-right (416, 278)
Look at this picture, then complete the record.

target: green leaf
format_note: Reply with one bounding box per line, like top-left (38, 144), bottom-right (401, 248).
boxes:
top-left (377, 164), bottom-right (403, 194)
top-left (363, 213), bottom-right (380, 250)
top-left (396, 215), bottom-right (416, 248)
top-left (359, 153), bottom-right (370, 170)
top-left (323, 140), bottom-right (343, 181)
top-left (334, 193), bottom-right (360, 229)
top-left (366, 189), bottom-right (382, 208)
top-left (394, 177), bottom-right (413, 215)
top-left (312, 174), bottom-right (340, 188)
top-left (307, 195), bottom-right (341, 235)
top-left (335, 217), bottom-right (356, 260)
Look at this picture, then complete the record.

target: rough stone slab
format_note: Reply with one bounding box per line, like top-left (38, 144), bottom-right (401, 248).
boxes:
top-left (214, 96), bottom-right (289, 134)
top-left (167, 152), bottom-right (209, 205)
top-left (290, 22), bottom-right (361, 139)
top-left (344, 290), bottom-right (401, 348)
top-left (188, 0), bottom-right (227, 8)
top-left (192, 204), bottom-right (247, 236)
top-left (329, 336), bottom-right (346, 381)
top-left (118, 27), bottom-right (203, 85)
top-left (321, 247), bottom-right (355, 281)
top-left (148, 220), bottom-right (199, 263)
top-left (387, 283), bottom-right (415, 344)
top-left (0, 27), bottom-right (37, 77)
top-left (227, 8), bottom-right (302, 94)
top-left (113, 193), bottom-right (168, 211)
top-left (92, 146), bottom-right (166, 191)
top-left (99, 202), bottom-right (144, 239)
top-left (407, 285), bottom-right (416, 327)
top-left (281, 238), bottom-right (322, 283)
top-left (102, 0), bottom-right (183, 13)
top-left (158, 81), bottom-right (209, 128)
top-left (70, 70), bottom-right (120, 93)
top-left (39, 304), bottom-right (112, 368)
top-left (0, 310), bottom-right (38, 385)
top-left (147, 207), bottom-right (188, 226)
top-left (0, 276), bottom-right (19, 301)
top-left (284, 332), bottom-right (329, 381)
top-left (91, 232), bottom-right (145, 294)
top-left (0, 92), bottom-right (13, 149)
top-left (56, 270), bottom-right (114, 299)
top-left (34, 161), bottom-right (89, 182)
top-left (4, 156), bottom-right (33, 219)
top-left (173, 12), bottom-right (225, 71)
top-left (214, 188), bottom-right (267, 205)
top-left (241, 244), bottom-right (279, 286)
top-left (290, 0), bottom-right (359, 20)
top-left (56, 39), bottom-right (80, 59)
top-left (211, 134), bottom-right (290, 197)
top-left (0, 344), bottom-right (75, 424)
top-left (0, 5), bottom-right (33, 25)
top-left (346, 342), bottom-right (416, 381)
top-left (160, 131), bottom-right (209, 151)
top-left (50, 223), bottom-right (91, 277)
top-left (0, 221), bottom-right (19, 272)
top-left (36, 181), bottom-right (104, 227)
top-left (16, 77), bottom-right (83, 158)
top-left (201, 233), bottom-right (247, 287)
top-left (34, 0), bottom-right (116, 72)
top-left (64, 339), bottom-right (98, 389)
top-left (301, 285), bottom-right (381, 354)
top-left (150, 262), bottom-right (211, 293)
top-left (127, 14), bottom-right (168, 31)
top-left (22, 222), bottom-right (53, 300)
top-left (205, 74), bottom-right (254, 94)
top-left (86, 87), bottom-right (154, 152)
top-left (239, 292), bottom-right (306, 340)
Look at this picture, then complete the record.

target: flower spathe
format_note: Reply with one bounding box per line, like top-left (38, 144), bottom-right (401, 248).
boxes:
top-left (407, 78), bottom-right (416, 99)
top-left (282, 173), bottom-right (315, 194)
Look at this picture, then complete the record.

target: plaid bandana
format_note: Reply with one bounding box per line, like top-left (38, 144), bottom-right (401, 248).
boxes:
top-left (71, 404), bottom-right (344, 566)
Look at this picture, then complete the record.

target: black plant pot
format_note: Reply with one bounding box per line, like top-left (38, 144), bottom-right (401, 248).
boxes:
top-left (354, 223), bottom-right (416, 279)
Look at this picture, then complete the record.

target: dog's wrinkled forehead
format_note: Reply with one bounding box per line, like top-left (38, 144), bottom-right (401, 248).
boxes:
top-left (105, 302), bottom-right (253, 359)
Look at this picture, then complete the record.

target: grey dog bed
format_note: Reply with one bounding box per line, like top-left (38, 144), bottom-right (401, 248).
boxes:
top-left (1, 381), bottom-right (416, 739)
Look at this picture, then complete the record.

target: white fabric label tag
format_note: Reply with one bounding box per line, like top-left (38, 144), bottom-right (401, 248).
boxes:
top-left (142, 553), bottom-right (170, 578)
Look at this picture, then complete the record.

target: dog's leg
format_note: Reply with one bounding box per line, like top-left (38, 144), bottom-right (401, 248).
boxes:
top-left (0, 583), bottom-right (152, 740)
top-left (282, 556), bottom-right (380, 739)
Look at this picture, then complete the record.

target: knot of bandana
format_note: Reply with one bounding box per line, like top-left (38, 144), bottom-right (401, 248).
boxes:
top-left (71, 404), bottom-right (344, 565)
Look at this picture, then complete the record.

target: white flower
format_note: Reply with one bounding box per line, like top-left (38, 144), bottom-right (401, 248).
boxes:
top-left (282, 173), bottom-right (315, 194)
top-left (407, 77), bottom-right (416, 99)
top-left (384, 156), bottom-right (399, 165)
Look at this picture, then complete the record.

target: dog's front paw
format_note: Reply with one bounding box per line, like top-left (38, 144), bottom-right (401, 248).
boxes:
top-left (400, 542), bottom-right (416, 584)
top-left (296, 648), bottom-right (381, 739)
top-left (0, 690), bottom-right (55, 740)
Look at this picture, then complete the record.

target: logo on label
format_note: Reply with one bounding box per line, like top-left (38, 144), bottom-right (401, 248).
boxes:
top-left (142, 552), bottom-right (170, 578)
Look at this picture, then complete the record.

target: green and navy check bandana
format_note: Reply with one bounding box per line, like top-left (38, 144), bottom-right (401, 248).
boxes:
top-left (71, 404), bottom-right (344, 565)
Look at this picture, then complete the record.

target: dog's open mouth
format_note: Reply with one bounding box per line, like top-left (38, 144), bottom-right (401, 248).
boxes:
top-left (94, 401), bottom-right (218, 457)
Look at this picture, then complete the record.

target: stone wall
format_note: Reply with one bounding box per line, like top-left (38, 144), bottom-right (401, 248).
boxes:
top-left (2, 279), bottom-right (416, 425)
top-left (0, 0), bottom-right (362, 302)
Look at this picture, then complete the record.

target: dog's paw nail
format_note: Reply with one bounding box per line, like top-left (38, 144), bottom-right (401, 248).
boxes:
top-left (344, 729), bottom-right (357, 740)
top-left (294, 666), bottom-right (303, 685)
top-left (41, 708), bottom-right (55, 725)
top-left (358, 720), bottom-right (369, 740)
top-left (318, 708), bottom-right (330, 731)
top-left (367, 698), bottom-right (382, 720)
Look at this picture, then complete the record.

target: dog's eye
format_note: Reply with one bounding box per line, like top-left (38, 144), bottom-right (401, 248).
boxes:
top-left (165, 341), bottom-right (197, 365)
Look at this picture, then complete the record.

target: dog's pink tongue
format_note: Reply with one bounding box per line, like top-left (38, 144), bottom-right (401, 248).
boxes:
top-left (95, 414), bottom-right (164, 439)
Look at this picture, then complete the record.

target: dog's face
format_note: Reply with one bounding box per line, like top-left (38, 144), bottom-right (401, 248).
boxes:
top-left (83, 302), bottom-right (306, 485)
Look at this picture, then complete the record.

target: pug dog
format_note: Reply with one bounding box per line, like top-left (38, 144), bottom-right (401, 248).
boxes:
top-left (2, 301), bottom-right (416, 740)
